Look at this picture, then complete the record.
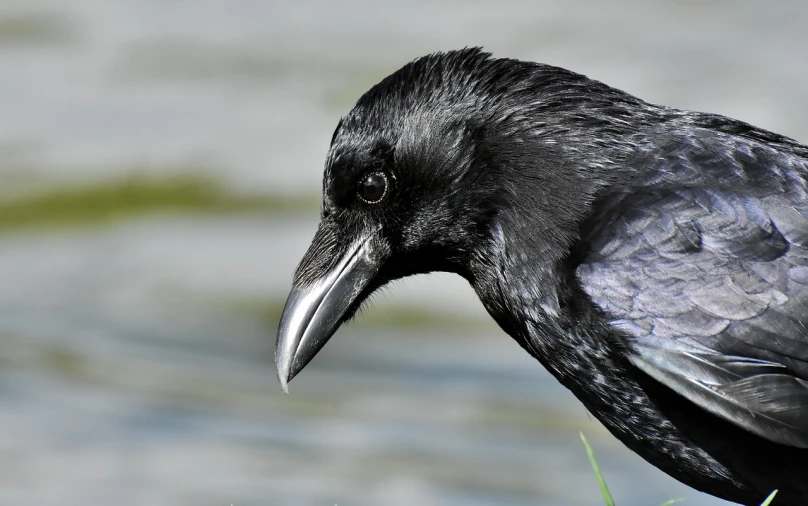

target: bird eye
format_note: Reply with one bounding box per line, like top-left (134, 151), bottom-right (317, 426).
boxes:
top-left (358, 172), bottom-right (388, 204)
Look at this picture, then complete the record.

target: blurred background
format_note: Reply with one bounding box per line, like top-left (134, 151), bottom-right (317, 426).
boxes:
top-left (1, 1), bottom-right (806, 505)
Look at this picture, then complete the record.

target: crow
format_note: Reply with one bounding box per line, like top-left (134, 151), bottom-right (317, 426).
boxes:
top-left (275, 48), bottom-right (808, 505)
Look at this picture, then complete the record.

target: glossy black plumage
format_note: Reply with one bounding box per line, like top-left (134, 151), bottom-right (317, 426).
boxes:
top-left (275, 48), bottom-right (808, 505)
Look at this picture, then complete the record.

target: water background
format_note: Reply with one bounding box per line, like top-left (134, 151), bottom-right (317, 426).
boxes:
top-left (1, 1), bottom-right (807, 505)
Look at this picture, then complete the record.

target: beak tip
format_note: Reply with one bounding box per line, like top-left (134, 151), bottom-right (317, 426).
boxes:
top-left (273, 234), bottom-right (379, 397)
top-left (276, 358), bottom-right (292, 394)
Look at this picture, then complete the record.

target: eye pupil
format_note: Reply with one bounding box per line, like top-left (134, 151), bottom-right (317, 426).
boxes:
top-left (359, 173), bottom-right (387, 203)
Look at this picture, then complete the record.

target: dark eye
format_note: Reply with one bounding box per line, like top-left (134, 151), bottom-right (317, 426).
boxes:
top-left (358, 172), bottom-right (388, 204)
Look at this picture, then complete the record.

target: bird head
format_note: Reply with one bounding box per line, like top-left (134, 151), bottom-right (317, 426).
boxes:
top-left (275, 48), bottom-right (647, 391)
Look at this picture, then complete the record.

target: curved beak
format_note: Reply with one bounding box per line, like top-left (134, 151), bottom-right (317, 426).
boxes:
top-left (275, 230), bottom-right (381, 392)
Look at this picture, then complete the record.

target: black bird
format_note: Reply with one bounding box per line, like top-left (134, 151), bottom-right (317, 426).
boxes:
top-left (275, 48), bottom-right (808, 505)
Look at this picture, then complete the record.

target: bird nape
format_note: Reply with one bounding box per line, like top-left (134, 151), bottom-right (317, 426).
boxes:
top-left (275, 48), bottom-right (808, 505)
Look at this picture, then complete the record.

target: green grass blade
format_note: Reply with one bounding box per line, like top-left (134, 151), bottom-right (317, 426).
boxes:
top-left (659, 499), bottom-right (685, 506)
top-left (580, 432), bottom-right (615, 506)
top-left (760, 490), bottom-right (778, 506)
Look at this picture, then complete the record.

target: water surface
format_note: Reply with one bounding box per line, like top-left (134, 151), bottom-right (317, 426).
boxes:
top-left (2, 1), bottom-right (807, 504)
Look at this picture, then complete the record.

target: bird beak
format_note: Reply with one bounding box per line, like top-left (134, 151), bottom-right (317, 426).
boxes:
top-left (275, 228), bottom-right (381, 393)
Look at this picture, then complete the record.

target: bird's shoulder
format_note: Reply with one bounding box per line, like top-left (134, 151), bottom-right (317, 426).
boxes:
top-left (575, 124), bottom-right (808, 448)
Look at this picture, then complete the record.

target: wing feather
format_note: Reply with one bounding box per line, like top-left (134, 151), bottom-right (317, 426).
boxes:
top-left (630, 339), bottom-right (808, 448)
top-left (577, 130), bottom-right (808, 448)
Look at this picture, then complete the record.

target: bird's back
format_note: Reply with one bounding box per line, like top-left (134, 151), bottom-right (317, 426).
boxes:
top-left (574, 118), bottom-right (808, 502)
